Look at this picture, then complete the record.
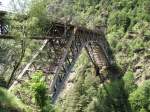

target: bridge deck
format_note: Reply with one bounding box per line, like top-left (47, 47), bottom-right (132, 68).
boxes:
top-left (0, 21), bottom-right (104, 39)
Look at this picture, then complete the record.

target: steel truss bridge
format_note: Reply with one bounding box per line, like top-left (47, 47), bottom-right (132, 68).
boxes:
top-left (0, 11), bottom-right (117, 103)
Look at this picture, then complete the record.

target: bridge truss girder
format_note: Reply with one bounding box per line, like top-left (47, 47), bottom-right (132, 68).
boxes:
top-left (0, 15), bottom-right (115, 102)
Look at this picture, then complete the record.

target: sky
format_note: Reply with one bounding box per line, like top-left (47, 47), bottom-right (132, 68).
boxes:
top-left (0, 0), bottom-right (11, 11)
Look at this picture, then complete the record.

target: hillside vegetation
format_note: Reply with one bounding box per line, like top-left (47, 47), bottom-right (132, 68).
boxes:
top-left (0, 0), bottom-right (150, 112)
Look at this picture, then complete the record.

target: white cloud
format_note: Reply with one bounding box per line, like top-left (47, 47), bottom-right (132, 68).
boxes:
top-left (0, 0), bottom-right (10, 11)
top-left (0, 0), bottom-right (10, 6)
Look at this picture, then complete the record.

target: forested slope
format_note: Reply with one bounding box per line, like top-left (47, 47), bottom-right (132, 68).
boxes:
top-left (57, 0), bottom-right (150, 112)
top-left (0, 0), bottom-right (150, 112)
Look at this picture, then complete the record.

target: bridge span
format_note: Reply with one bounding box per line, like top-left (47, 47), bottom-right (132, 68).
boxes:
top-left (0, 11), bottom-right (116, 102)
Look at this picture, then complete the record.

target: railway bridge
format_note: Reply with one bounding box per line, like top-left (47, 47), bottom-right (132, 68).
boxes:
top-left (0, 11), bottom-right (116, 102)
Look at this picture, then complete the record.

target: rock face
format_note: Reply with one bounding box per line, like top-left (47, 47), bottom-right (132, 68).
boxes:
top-left (134, 56), bottom-right (150, 85)
top-left (58, 70), bottom-right (76, 100)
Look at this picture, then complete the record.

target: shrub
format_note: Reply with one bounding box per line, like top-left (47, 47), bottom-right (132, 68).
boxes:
top-left (129, 80), bottom-right (150, 112)
top-left (0, 87), bottom-right (27, 112)
top-left (123, 70), bottom-right (137, 94)
top-left (13, 71), bottom-right (55, 112)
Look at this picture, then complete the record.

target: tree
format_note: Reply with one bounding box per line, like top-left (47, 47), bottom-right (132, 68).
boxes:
top-left (123, 70), bottom-right (137, 94)
top-left (129, 80), bottom-right (150, 112)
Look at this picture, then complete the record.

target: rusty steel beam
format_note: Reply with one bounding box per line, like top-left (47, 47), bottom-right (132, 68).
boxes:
top-left (0, 21), bottom-right (104, 39)
top-left (0, 35), bottom-right (62, 40)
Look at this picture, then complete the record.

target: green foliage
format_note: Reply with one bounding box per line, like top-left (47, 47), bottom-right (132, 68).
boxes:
top-left (123, 70), bottom-right (137, 94)
top-left (29, 0), bottom-right (52, 34)
top-left (58, 51), bottom-right (131, 112)
top-left (3, 0), bottom-right (149, 112)
top-left (0, 87), bottom-right (27, 112)
top-left (140, 108), bottom-right (147, 112)
top-left (95, 76), bottom-right (132, 112)
top-left (129, 80), bottom-right (150, 112)
top-left (13, 71), bottom-right (55, 112)
top-left (30, 71), bottom-right (47, 109)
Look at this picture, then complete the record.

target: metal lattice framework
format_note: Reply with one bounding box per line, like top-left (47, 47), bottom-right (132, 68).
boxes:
top-left (0, 11), bottom-right (115, 102)
top-left (0, 11), bottom-right (8, 34)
